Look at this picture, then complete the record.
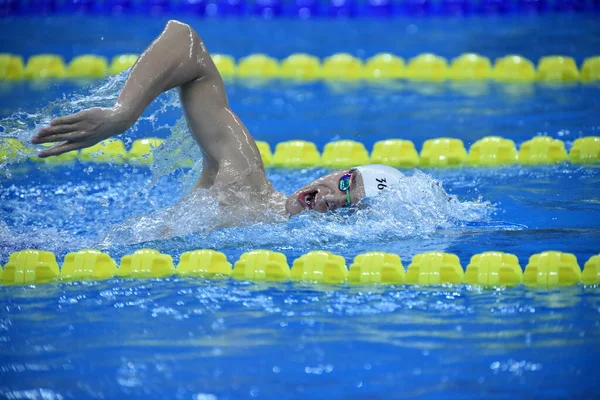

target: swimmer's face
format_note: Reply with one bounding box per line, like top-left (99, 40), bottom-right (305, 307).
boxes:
top-left (285, 169), bottom-right (366, 215)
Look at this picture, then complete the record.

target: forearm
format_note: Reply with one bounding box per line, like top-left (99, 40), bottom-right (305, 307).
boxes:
top-left (33, 20), bottom-right (218, 157)
top-left (114, 20), bottom-right (207, 124)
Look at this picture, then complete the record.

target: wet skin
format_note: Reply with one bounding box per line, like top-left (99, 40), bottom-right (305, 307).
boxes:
top-left (285, 169), bottom-right (366, 215)
top-left (31, 20), bottom-right (366, 218)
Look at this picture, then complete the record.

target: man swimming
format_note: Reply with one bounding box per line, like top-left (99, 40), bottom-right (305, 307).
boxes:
top-left (32, 20), bottom-right (405, 216)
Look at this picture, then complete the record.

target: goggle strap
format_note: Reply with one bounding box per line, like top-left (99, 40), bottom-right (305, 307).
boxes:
top-left (338, 171), bottom-right (355, 206)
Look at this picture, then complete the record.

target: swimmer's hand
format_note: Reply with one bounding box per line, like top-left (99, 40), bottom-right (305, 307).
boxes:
top-left (32, 107), bottom-right (131, 158)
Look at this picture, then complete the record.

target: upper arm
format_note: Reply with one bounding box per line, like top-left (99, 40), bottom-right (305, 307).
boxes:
top-left (166, 22), bottom-right (265, 186)
top-left (178, 55), bottom-right (264, 180)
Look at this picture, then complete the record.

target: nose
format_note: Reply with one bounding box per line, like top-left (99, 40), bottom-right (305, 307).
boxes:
top-left (323, 194), bottom-right (343, 211)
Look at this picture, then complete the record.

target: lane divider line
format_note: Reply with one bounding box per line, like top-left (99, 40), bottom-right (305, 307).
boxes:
top-left (1, 53), bottom-right (599, 83)
top-left (3, 136), bottom-right (598, 167)
top-left (1, 249), bottom-right (598, 287)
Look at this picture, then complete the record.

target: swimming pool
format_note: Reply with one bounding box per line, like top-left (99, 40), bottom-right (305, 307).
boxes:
top-left (1, 13), bottom-right (600, 399)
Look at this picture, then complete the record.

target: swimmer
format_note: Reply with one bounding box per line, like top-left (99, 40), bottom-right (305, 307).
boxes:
top-left (32, 20), bottom-right (405, 216)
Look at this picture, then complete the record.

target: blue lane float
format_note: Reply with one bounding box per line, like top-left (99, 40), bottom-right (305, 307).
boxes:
top-left (60, 0), bottom-right (96, 13)
top-left (440, 0), bottom-right (473, 15)
top-left (365, 0), bottom-right (395, 16)
top-left (253, 0), bottom-right (283, 17)
top-left (518, 0), bottom-right (549, 12)
top-left (477, 0), bottom-right (510, 13)
top-left (327, 0), bottom-right (358, 17)
top-left (2, 0), bottom-right (598, 17)
top-left (292, 0), bottom-right (319, 17)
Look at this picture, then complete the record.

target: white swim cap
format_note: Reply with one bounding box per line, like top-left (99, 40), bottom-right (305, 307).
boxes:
top-left (354, 164), bottom-right (404, 198)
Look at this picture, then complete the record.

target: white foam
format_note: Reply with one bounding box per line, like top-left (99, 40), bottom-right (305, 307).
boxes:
top-left (0, 74), bottom-right (497, 256)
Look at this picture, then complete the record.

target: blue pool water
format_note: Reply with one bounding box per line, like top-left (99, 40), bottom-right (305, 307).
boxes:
top-left (1, 14), bottom-right (600, 399)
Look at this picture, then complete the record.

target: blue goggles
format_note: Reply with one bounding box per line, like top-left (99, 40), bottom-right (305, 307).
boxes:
top-left (338, 168), bottom-right (357, 207)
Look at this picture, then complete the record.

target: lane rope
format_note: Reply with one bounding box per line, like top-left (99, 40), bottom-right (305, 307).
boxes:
top-left (1, 248), bottom-right (598, 287)
top-left (1, 53), bottom-right (599, 83)
top-left (2, 136), bottom-right (599, 167)
top-left (5, 0), bottom-right (600, 18)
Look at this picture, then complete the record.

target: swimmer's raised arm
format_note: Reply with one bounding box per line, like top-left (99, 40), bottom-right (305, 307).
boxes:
top-left (32, 20), bottom-right (265, 191)
top-left (33, 20), bottom-right (203, 156)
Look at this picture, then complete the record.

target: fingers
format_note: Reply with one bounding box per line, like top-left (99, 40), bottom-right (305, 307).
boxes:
top-left (33, 123), bottom-right (81, 142)
top-left (32, 110), bottom-right (86, 143)
top-left (37, 141), bottom-right (87, 158)
top-left (50, 111), bottom-right (85, 127)
top-left (33, 129), bottom-right (88, 144)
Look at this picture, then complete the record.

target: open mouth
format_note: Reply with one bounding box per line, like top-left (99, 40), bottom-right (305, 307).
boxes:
top-left (299, 190), bottom-right (318, 210)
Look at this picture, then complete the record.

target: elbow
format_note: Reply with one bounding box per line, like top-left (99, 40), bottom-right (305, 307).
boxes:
top-left (165, 20), bottom-right (194, 35)
top-left (164, 20), bottom-right (201, 44)
top-left (166, 19), bottom-right (187, 30)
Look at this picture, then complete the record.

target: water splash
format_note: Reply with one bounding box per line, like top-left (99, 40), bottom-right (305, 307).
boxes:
top-left (1, 75), bottom-right (496, 256)
top-left (227, 170), bottom-right (494, 249)
top-left (100, 169), bottom-right (494, 252)
top-left (0, 71), bottom-right (190, 170)
top-left (101, 183), bottom-right (289, 247)
top-left (0, 219), bottom-right (93, 257)
top-left (1, 72), bottom-right (128, 145)
top-left (146, 116), bottom-right (203, 191)
top-left (0, 71), bottom-right (209, 254)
